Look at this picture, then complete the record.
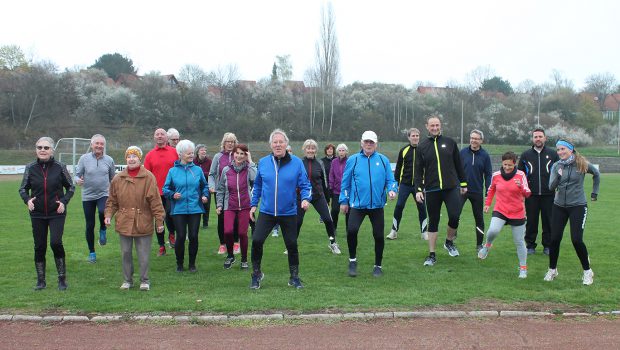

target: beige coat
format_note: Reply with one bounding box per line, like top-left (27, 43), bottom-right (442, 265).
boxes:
top-left (105, 166), bottom-right (165, 236)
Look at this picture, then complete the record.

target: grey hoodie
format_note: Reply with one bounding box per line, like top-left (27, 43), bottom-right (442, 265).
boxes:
top-left (549, 160), bottom-right (600, 207)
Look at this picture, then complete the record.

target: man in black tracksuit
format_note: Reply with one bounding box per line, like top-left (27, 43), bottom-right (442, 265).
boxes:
top-left (518, 128), bottom-right (558, 255)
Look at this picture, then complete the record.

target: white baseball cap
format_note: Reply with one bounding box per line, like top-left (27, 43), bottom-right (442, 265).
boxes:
top-left (361, 130), bottom-right (378, 143)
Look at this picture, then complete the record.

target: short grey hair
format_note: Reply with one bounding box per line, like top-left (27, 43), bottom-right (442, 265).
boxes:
top-left (302, 139), bottom-right (318, 151)
top-left (336, 143), bottom-right (348, 153)
top-left (90, 134), bottom-right (105, 143)
top-left (219, 132), bottom-right (238, 150)
top-left (407, 128), bottom-right (420, 136)
top-left (470, 129), bottom-right (484, 140)
top-left (269, 129), bottom-right (289, 144)
top-left (167, 128), bottom-right (180, 139)
top-left (176, 139), bottom-right (195, 157)
top-left (36, 137), bottom-right (55, 150)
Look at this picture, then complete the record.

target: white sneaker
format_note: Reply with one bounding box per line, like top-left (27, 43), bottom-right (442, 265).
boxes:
top-left (582, 269), bottom-right (594, 285)
top-left (518, 267), bottom-right (527, 279)
top-left (421, 231), bottom-right (428, 240)
top-left (478, 244), bottom-right (491, 259)
top-left (283, 249), bottom-right (288, 255)
top-left (139, 283), bottom-right (150, 291)
top-left (544, 268), bottom-right (558, 281)
top-left (386, 229), bottom-right (398, 240)
top-left (120, 282), bottom-right (132, 290)
top-left (271, 229), bottom-right (279, 237)
top-left (329, 242), bottom-right (341, 255)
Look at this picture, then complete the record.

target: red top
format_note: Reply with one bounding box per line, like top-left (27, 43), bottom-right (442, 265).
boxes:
top-left (127, 167), bottom-right (140, 177)
top-left (143, 145), bottom-right (178, 194)
top-left (485, 169), bottom-right (531, 219)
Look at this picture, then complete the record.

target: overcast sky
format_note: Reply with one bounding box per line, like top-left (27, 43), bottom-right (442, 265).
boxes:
top-left (2, 0), bottom-right (618, 89)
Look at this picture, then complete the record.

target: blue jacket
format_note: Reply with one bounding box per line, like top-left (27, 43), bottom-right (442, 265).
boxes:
top-left (251, 152), bottom-right (312, 216)
top-left (163, 160), bottom-right (209, 215)
top-left (339, 150), bottom-right (397, 209)
top-left (460, 146), bottom-right (492, 194)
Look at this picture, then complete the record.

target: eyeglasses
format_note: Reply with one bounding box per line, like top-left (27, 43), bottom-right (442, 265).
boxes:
top-left (170, 138), bottom-right (179, 142)
top-left (36, 146), bottom-right (51, 150)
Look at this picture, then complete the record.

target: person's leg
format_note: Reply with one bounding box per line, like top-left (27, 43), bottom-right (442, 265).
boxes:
top-left (548, 205), bottom-right (569, 269)
top-left (315, 196), bottom-right (336, 242)
top-left (172, 215), bottom-right (188, 268)
top-left (330, 193), bottom-right (340, 231)
top-left (251, 214), bottom-right (276, 274)
top-left (470, 192), bottom-right (485, 247)
top-left (524, 196), bottom-right (540, 250)
top-left (118, 234), bottom-right (134, 285)
top-left (425, 191), bottom-right (442, 255)
top-left (203, 193), bottom-right (211, 227)
top-left (163, 196), bottom-right (175, 236)
top-left (217, 211), bottom-right (225, 245)
top-left (82, 200), bottom-right (96, 253)
top-left (391, 184), bottom-right (411, 231)
top-left (223, 210), bottom-right (236, 256)
top-left (279, 216), bottom-right (300, 267)
top-left (236, 209), bottom-right (251, 262)
top-left (485, 217), bottom-right (506, 245)
top-left (295, 198), bottom-right (306, 239)
top-left (511, 224), bottom-right (528, 268)
top-left (346, 208), bottom-right (365, 260)
top-left (135, 235), bottom-right (153, 285)
top-left (187, 214), bottom-right (201, 268)
top-left (96, 196), bottom-right (108, 242)
top-left (540, 195), bottom-right (554, 250)
top-left (156, 196), bottom-right (167, 247)
top-left (444, 188), bottom-right (462, 242)
top-left (568, 205), bottom-right (590, 270)
top-left (49, 216), bottom-right (67, 289)
top-left (416, 199), bottom-right (428, 234)
top-left (369, 208), bottom-right (385, 266)
top-left (31, 218), bottom-right (48, 264)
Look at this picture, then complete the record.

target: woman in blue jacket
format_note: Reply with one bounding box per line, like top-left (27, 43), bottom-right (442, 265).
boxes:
top-left (340, 131), bottom-right (397, 278)
top-left (163, 140), bottom-right (209, 273)
top-left (249, 129), bottom-right (312, 289)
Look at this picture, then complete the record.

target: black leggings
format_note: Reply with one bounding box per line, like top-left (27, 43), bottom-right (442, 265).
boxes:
top-left (392, 183), bottom-right (427, 233)
top-left (346, 208), bottom-right (384, 266)
top-left (297, 196), bottom-right (335, 240)
top-left (82, 197), bottom-right (107, 253)
top-left (549, 204), bottom-right (590, 270)
top-left (157, 196), bottom-right (176, 247)
top-left (172, 214), bottom-right (201, 267)
top-left (330, 193), bottom-right (349, 232)
top-left (425, 188), bottom-right (461, 232)
top-left (32, 216), bottom-right (66, 263)
top-left (252, 214), bottom-right (299, 270)
top-left (460, 191), bottom-right (484, 246)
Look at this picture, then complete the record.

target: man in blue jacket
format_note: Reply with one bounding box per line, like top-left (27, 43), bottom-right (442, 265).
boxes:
top-left (250, 129), bottom-right (312, 289)
top-left (340, 131), bottom-right (397, 278)
top-left (459, 129), bottom-right (492, 252)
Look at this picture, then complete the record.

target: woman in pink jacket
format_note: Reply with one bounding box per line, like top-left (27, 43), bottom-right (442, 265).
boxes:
top-left (477, 151), bottom-right (531, 278)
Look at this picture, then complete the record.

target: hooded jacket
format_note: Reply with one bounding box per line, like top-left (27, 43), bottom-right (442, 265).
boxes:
top-left (549, 160), bottom-right (600, 207)
top-left (339, 149), bottom-right (397, 209)
top-left (19, 157), bottom-right (75, 219)
top-left (251, 152), bottom-right (312, 216)
top-left (163, 160), bottom-right (209, 215)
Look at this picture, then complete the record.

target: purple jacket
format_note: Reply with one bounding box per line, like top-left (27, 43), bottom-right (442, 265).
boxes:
top-left (215, 162), bottom-right (257, 211)
top-left (328, 156), bottom-right (348, 195)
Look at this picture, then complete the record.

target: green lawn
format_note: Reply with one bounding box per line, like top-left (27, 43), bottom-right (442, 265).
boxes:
top-left (0, 175), bottom-right (618, 315)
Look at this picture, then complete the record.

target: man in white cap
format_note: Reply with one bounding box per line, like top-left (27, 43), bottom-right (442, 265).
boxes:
top-left (339, 130), bottom-right (397, 278)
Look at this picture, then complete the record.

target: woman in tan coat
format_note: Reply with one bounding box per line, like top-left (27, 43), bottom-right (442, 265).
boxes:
top-left (105, 146), bottom-right (165, 291)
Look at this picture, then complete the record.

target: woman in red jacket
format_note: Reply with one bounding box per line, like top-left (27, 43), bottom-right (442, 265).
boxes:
top-left (478, 152), bottom-right (531, 278)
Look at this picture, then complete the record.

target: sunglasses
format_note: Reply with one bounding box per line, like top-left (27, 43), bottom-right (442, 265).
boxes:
top-left (36, 146), bottom-right (51, 150)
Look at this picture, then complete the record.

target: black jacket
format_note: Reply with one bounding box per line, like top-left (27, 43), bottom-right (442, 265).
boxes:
top-left (517, 146), bottom-right (559, 196)
top-left (19, 157), bottom-right (75, 218)
top-left (414, 134), bottom-right (467, 192)
top-left (394, 144), bottom-right (417, 186)
top-left (302, 157), bottom-right (328, 199)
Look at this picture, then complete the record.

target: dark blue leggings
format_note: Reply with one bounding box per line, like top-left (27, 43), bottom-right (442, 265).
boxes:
top-left (82, 197), bottom-right (107, 252)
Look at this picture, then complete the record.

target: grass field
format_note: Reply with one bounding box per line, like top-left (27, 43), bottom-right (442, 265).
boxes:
top-left (0, 175), bottom-right (618, 315)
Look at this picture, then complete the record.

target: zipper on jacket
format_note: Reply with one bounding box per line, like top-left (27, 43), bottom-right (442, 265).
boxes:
top-left (272, 156), bottom-right (279, 216)
top-left (563, 165), bottom-right (572, 205)
top-left (236, 171), bottom-right (241, 209)
top-left (41, 164), bottom-right (48, 215)
top-left (411, 147), bottom-right (416, 186)
top-left (367, 155), bottom-right (373, 207)
top-left (433, 138), bottom-right (443, 189)
top-left (537, 152), bottom-right (542, 195)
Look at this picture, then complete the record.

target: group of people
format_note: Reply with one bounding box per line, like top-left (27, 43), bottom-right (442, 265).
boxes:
top-left (18, 114), bottom-right (601, 291)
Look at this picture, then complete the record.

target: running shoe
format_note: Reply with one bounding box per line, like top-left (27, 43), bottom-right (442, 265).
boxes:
top-left (158, 246), bottom-right (166, 256)
top-left (444, 241), bottom-right (460, 257)
top-left (120, 282), bottom-right (132, 290)
top-left (478, 244), bottom-right (491, 259)
top-left (423, 255), bottom-right (436, 266)
top-left (99, 229), bottom-right (107, 246)
top-left (224, 256), bottom-right (236, 269)
top-left (348, 261), bottom-right (357, 277)
top-left (288, 277), bottom-right (304, 289)
top-left (168, 233), bottom-right (176, 248)
top-left (250, 272), bottom-right (264, 289)
top-left (217, 245), bottom-right (226, 255)
top-left (139, 283), bottom-right (150, 291)
top-left (386, 229), bottom-right (398, 240)
top-left (582, 269), bottom-right (594, 285)
top-left (519, 267), bottom-right (528, 279)
top-left (372, 265), bottom-right (383, 277)
top-left (88, 252), bottom-right (96, 263)
top-left (233, 242), bottom-right (241, 254)
top-left (329, 242), bottom-right (341, 254)
top-left (544, 268), bottom-right (558, 281)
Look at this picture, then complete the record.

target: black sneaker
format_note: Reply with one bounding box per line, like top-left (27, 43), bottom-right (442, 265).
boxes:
top-left (423, 255), bottom-right (436, 266)
top-left (444, 241), bottom-right (460, 257)
top-left (348, 261), bottom-right (357, 277)
top-left (224, 256), bottom-right (236, 269)
top-left (188, 265), bottom-right (197, 273)
top-left (176, 266), bottom-right (184, 273)
top-left (288, 277), bottom-right (304, 289)
top-left (372, 265), bottom-right (383, 277)
top-left (543, 247), bottom-right (550, 255)
top-left (250, 272), bottom-right (264, 289)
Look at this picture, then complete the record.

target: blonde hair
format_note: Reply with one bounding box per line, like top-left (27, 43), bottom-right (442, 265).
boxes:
top-left (302, 139), bottom-right (318, 151)
top-left (574, 150), bottom-right (588, 173)
top-left (219, 132), bottom-right (238, 150)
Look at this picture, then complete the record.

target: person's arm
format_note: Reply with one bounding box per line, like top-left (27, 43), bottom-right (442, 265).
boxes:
top-left (484, 153), bottom-right (493, 195)
top-left (483, 174), bottom-right (496, 212)
top-left (162, 170), bottom-right (175, 199)
top-left (199, 169), bottom-right (210, 199)
top-left (108, 157), bottom-right (116, 182)
top-left (384, 155), bottom-right (397, 198)
top-left (59, 162), bottom-right (75, 206)
top-left (250, 163), bottom-right (263, 208)
top-left (394, 147), bottom-right (404, 184)
top-left (298, 162), bottom-right (312, 202)
top-left (588, 163), bottom-right (600, 200)
top-left (104, 177), bottom-right (119, 221)
top-left (548, 162), bottom-right (561, 191)
top-left (520, 171), bottom-right (532, 198)
top-left (413, 145), bottom-right (424, 194)
top-left (215, 167), bottom-right (227, 209)
top-left (208, 153), bottom-right (221, 192)
top-left (74, 155), bottom-right (85, 185)
top-left (146, 174), bottom-right (166, 228)
top-left (453, 141), bottom-right (467, 189)
top-left (339, 156), bottom-right (354, 205)
top-left (18, 163), bottom-right (32, 204)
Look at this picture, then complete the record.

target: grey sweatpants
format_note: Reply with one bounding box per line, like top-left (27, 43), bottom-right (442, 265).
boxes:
top-left (485, 217), bottom-right (527, 267)
top-left (119, 234), bottom-right (153, 284)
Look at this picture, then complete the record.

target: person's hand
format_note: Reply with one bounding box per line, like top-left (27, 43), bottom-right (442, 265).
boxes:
top-left (56, 201), bottom-right (65, 214)
top-left (76, 177), bottom-right (84, 186)
top-left (250, 207), bottom-right (257, 222)
top-left (209, 188), bottom-right (215, 193)
top-left (201, 196), bottom-right (208, 203)
top-left (340, 204), bottom-right (349, 214)
top-left (173, 192), bottom-right (182, 200)
top-left (301, 199), bottom-right (310, 211)
top-left (247, 151), bottom-right (253, 164)
top-left (460, 187), bottom-right (468, 195)
top-left (27, 197), bottom-right (36, 211)
top-left (156, 225), bottom-right (164, 233)
top-left (591, 193), bottom-right (598, 201)
top-left (483, 205), bottom-right (490, 213)
top-left (216, 207), bottom-right (222, 215)
top-left (388, 191), bottom-right (396, 200)
top-left (104, 217), bottom-right (111, 226)
top-left (415, 192), bottom-right (424, 203)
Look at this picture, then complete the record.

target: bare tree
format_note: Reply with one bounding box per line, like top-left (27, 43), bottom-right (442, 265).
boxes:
top-left (178, 64), bottom-right (208, 89)
top-left (275, 55), bottom-right (293, 82)
top-left (583, 72), bottom-right (617, 109)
